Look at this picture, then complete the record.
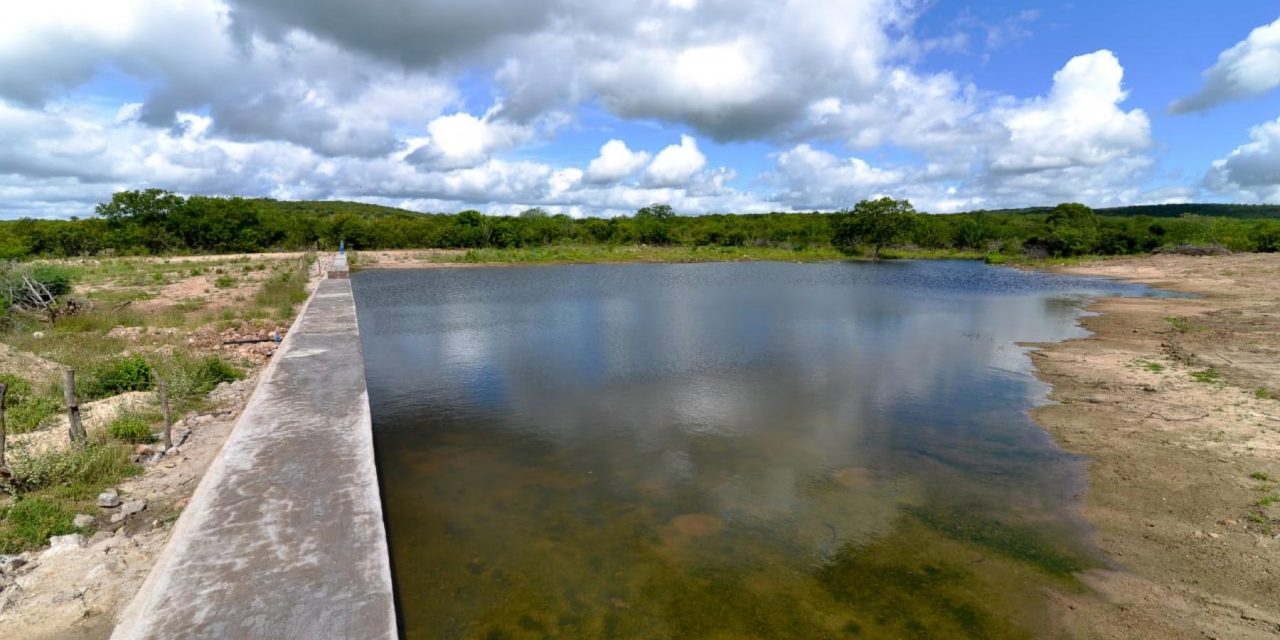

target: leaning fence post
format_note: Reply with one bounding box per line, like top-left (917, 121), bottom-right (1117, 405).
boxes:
top-left (64, 368), bottom-right (86, 445)
top-left (159, 379), bottom-right (172, 451)
top-left (0, 382), bottom-right (8, 469)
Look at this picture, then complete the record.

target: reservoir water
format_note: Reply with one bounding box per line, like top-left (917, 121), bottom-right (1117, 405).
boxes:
top-left (352, 260), bottom-right (1165, 639)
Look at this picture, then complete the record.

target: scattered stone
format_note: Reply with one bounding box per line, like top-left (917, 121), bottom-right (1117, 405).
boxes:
top-left (43, 534), bottom-right (86, 556)
top-left (73, 514), bottom-right (95, 529)
top-left (121, 499), bottom-right (147, 517)
top-left (31, 331), bottom-right (44, 339)
top-left (87, 531), bottom-right (113, 546)
top-left (110, 512), bottom-right (126, 524)
top-left (0, 555), bottom-right (29, 574)
top-left (97, 489), bottom-right (121, 509)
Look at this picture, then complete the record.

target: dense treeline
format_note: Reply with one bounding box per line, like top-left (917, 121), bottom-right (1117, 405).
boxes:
top-left (1, 190), bottom-right (1278, 259)
top-left (980, 203), bottom-right (1280, 219)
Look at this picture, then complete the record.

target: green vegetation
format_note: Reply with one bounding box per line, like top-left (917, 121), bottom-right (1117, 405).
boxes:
top-left (213, 274), bottom-right (236, 288)
top-left (84, 354), bottom-right (153, 399)
top-left (0, 438), bottom-right (140, 552)
top-left (1133, 360), bottom-right (1165, 373)
top-left (0, 497), bottom-right (78, 553)
top-left (1164, 316), bottom-right (1197, 333)
top-left (1190, 368), bottom-right (1222, 383)
top-left (0, 373), bottom-right (61, 433)
top-left (2, 190), bottom-right (1279, 261)
top-left (107, 411), bottom-right (156, 443)
top-left (252, 266), bottom-right (310, 320)
top-left (1257, 388), bottom-right (1273, 400)
top-left (1251, 471), bottom-right (1273, 482)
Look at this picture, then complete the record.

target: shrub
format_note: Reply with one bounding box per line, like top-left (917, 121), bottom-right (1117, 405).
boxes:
top-left (107, 412), bottom-right (154, 443)
top-left (0, 497), bottom-right (77, 554)
top-left (213, 274), bottom-right (236, 288)
top-left (85, 354), bottom-right (153, 399)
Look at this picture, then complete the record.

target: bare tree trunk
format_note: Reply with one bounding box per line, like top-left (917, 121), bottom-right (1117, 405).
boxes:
top-left (0, 382), bottom-right (8, 470)
top-left (64, 368), bottom-right (86, 445)
top-left (159, 379), bottom-right (172, 451)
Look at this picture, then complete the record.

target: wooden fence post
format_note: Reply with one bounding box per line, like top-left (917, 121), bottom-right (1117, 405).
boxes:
top-left (0, 382), bottom-right (8, 470)
top-left (64, 368), bottom-right (86, 445)
top-left (159, 379), bottom-right (172, 451)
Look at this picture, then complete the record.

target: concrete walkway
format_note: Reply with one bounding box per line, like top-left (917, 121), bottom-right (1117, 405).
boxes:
top-left (112, 273), bottom-right (396, 639)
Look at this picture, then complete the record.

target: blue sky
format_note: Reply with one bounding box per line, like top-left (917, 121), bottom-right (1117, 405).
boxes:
top-left (1, 1), bottom-right (1278, 218)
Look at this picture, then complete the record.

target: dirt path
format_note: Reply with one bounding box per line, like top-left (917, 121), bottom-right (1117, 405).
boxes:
top-left (1032, 253), bottom-right (1280, 638)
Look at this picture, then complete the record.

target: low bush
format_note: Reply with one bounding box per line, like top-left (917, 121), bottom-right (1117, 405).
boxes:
top-left (85, 354), bottom-right (153, 399)
top-left (213, 274), bottom-right (236, 288)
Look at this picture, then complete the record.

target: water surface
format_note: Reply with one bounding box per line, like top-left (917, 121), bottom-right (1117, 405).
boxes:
top-left (353, 260), bottom-right (1164, 639)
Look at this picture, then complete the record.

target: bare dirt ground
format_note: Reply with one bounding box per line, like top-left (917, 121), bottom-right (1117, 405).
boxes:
top-left (351, 248), bottom-right (465, 268)
top-left (1032, 253), bottom-right (1280, 638)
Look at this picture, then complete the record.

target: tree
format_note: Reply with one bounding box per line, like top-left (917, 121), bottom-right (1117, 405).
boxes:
top-left (1045, 202), bottom-right (1099, 256)
top-left (633, 203), bottom-right (676, 245)
top-left (833, 197), bottom-right (917, 258)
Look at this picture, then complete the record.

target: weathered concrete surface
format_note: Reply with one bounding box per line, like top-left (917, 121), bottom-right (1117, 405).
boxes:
top-left (328, 253), bottom-right (350, 279)
top-left (111, 278), bottom-right (395, 639)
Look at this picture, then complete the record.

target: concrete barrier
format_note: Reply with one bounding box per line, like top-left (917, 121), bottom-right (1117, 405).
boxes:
top-left (111, 271), bottom-right (396, 639)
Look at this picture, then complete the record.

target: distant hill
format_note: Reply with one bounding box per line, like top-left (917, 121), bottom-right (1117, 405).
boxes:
top-left (250, 198), bottom-right (430, 218)
top-left (967, 203), bottom-right (1280, 219)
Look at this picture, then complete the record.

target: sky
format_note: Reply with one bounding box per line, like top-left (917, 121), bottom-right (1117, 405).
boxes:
top-left (1, 1), bottom-right (1279, 219)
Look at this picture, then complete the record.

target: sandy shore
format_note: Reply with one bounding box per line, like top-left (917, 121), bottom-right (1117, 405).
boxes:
top-left (1032, 253), bottom-right (1280, 638)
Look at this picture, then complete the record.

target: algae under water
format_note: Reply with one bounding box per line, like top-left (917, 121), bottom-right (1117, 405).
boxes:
top-left (352, 260), bottom-right (1167, 639)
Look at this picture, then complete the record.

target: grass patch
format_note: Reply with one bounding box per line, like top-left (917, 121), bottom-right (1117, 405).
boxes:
top-left (1256, 495), bottom-right (1279, 508)
top-left (1133, 359), bottom-right (1164, 373)
top-left (1257, 388), bottom-right (1274, 400)
top-left (1250, 471), bottom-right (1273, 482)
top-left (0, 497), bottom-right (77, 554)
top-left (4, 438), bottom-right (139, 496)
top-left (107, 411), bottom-right (156, 443)
top-left (213, 274), bottom-right (236, 288)
top-left (84, 354), bottom-right (153, 399)
top-left (0, 373), bottom-right (61, 434)
top-left (1189, 368), bottom-right (1221, 384)
top-left (1164, 316), bottom-right (1198, 333)
top-left (251, 263), bottom-right (309, 320)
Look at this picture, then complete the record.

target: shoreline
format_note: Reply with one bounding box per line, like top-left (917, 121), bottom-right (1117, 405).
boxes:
top-left (1030, 254), bottom-right (1280, 638)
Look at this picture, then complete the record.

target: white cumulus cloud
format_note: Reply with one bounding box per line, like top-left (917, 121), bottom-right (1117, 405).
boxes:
top-left (1171, 17), bottom-right (1280, 114)
top-left (645, 135), bottom-right (707, 187)
top-left (585, 139), bottom-right (650, 183)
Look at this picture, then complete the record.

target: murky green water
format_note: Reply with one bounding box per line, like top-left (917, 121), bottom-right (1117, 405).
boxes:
top-left (352, 261), bottom-right (1164, 639)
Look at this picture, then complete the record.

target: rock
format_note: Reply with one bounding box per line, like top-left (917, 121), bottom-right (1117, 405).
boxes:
top-left (134, 444), bottom-right (156, 456)
top-left (0, 555), bottom-right (29, 574)
top-left (73, 514), bottom-right (95, 529)
top-left (43, 534), bottom-right (86, 557)
top-left (121, 499), bottom-right (147, 517)
top-left (87, 531), bottom-right (113, 546)
top-left (31, 331), bottom-right (44, 339)
top-left (97, 489), bottom-right (121, 509)
top-left (110, 512), bottom-right (126, 524)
